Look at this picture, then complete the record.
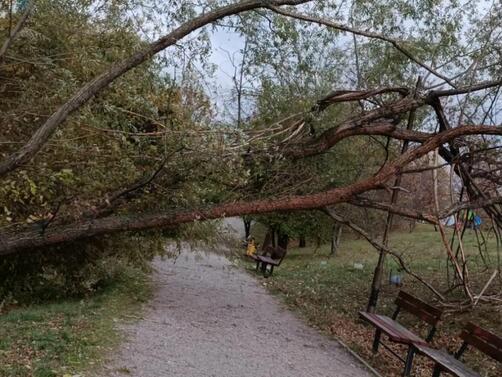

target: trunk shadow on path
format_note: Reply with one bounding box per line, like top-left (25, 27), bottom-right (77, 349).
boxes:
top-left (100, 251), bottom-right (375, 377)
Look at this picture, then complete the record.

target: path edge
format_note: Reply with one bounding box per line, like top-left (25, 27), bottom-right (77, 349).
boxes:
top-left (235, 257), bottom-right (382, 377)
top-left (333, 337), bottom-right (383, 377)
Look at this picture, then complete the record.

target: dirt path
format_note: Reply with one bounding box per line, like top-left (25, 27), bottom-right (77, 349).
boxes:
top-left (101, 251), bottom-right (375, 377)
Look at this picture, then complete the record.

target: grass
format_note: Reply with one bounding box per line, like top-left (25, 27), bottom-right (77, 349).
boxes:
top-left (247, 224), bottom-right (502, 377)
top-left (0, 267), bottom-right (151, 377)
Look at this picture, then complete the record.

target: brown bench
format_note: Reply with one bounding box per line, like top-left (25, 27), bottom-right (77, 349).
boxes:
top-left (413, 322), bottom-right (502, 377)
top-left (244, 253), bottom-right (260, 262)
top-left (359, 291), bottom-right (443, 376)
top-left (254, 246), bottom-right (287, 277)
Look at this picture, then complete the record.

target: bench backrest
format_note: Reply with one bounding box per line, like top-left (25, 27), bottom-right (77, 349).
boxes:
top-left (394, 291), bottom-right (443, 326)
top-left (460, 322), bottom-right (502, 362)
top-left (262, 245), bottom-right (287, 264)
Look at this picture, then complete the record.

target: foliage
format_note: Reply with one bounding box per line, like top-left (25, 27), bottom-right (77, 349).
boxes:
top-left (0, 0), bottom-right (229, 302)
top-left (0, 234), bottom-right (162, 303)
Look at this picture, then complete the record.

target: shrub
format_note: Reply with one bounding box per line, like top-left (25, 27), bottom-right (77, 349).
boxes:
top-left (0, 233), bottom-right (165, 304)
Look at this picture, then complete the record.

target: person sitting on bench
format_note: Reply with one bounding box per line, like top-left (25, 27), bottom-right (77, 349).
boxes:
top-left (246, 237), bottom-right (257, 256)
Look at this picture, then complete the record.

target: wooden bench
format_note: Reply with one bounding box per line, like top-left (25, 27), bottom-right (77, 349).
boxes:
top-left (359, 291), bottom-right (443, 376)
top-left (244, 253), bottom-right (260, 262)
top-left (254, 246), bottom-right (287, 277)
top-left (413, 322), bottom-right (502, 377)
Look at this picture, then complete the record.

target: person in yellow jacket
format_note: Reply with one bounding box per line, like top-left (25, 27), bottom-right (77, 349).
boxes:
top-left (246, 237), bottom-right (257, 256)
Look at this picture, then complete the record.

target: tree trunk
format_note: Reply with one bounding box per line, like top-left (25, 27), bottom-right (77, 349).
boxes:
top-left (243, 218), bottom-right (252, 239)
top-left (278, 231), bottom-right (289, 250)
top-left (366, 77), bottom-right (421, 313)
top-left (367, 252), bottom-right (386, 311)
top-left (330, 223), bottom-right (342, 256)
top-left (408, 220), bottom-right (416, 232)
top-left (0, 123), bottom-right (499, 256)
top-left (299, 235), bottom-right (306, 248)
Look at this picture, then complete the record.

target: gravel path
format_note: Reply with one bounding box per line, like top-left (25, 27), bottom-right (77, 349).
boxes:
top-left (101, 251), bottom-right (374, 377)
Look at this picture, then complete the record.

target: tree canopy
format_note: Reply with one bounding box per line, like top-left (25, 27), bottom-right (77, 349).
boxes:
top-left (0, 0), bottom-right (501, 303)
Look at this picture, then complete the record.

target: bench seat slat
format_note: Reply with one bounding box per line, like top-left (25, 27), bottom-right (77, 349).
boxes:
top-left (256, 255), bottom-right (280, 266)
top-left (359, 312), bottom-right (427, 345)
top-left (414, 344), bottom-right (481, 377)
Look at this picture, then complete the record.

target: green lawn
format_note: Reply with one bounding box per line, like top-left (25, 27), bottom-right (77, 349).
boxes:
top-left (248, 224), bottom-right (502, 377)
top-left (0, 268), bottom-right (151, 377)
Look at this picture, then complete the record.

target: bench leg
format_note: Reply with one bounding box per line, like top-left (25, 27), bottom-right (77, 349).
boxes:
top-left (260, 262), bottom-right (267, 274)
top-left (269, 265), bottom-right (274, 276)
top-left (255, 261), bottom-right (260, 272)
top-left (372, 329), bottom-right (382, 353)
top-left (263, 264), bottom-right (273, 278)
top-left (403, 346), bottom-right (415, 377)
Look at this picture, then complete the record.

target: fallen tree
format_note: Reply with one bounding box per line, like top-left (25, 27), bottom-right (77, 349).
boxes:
top-left (1, 1), bottom-right (501, 308)
top-left (1, 121), bottom-right (501, 255)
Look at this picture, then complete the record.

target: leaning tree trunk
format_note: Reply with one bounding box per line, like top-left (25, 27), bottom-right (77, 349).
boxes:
top-left (2, 121), bottom-right (500, 256)
top-left (366, 77), bottom-right (420, 313)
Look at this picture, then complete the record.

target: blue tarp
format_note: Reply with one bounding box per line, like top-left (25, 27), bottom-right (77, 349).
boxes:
top-left (474, 215), bottom-right (482, 227)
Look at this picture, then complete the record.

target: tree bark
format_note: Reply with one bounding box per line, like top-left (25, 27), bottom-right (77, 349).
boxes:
top-left (0, 124), bottom-right (500, 255)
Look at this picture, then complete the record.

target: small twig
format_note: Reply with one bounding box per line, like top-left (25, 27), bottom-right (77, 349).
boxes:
top-left (324, 207), bottom-right (445, 301)
top-left (473, 270), bottom-right (498, 307)
top-left (269, 6), bottom-right (457, 88)
top-left (433, 149), bottom-right (474, 302)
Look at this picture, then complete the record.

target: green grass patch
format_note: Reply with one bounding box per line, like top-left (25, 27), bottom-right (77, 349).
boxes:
top-left (0, 267), bottom-right (151, 377)
top-left (248, 224), bottom-right (502, 377)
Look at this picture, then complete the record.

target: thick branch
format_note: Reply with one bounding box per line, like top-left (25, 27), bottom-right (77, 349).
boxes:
top-left (0, 1), bottom-right (33, 61)
top-left (441, 197), bottom-right (502, 218)
top-left (348, 197), bottom-right (437, 224)
top-left (288, 120), bottom-right (431, 158)
top-left (1, 124), bottom-right (500, 255)
top-left (430, 78), bottom-right (502, 98)
top-left (350, 195), bottom-right (502, 225)
top-left (288, 96), bottom-right (429, 158)
top-left (313, 87), bottom-right (409, 112)
top-left (0, 0), bottom-right (312, 176)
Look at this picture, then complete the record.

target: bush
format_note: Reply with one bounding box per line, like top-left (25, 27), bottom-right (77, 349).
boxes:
top-left (0, 233), bottom-right (165, 304)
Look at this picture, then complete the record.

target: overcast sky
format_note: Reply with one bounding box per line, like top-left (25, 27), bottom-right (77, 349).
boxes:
top-left (206, 27), bottom-right (246, 120)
